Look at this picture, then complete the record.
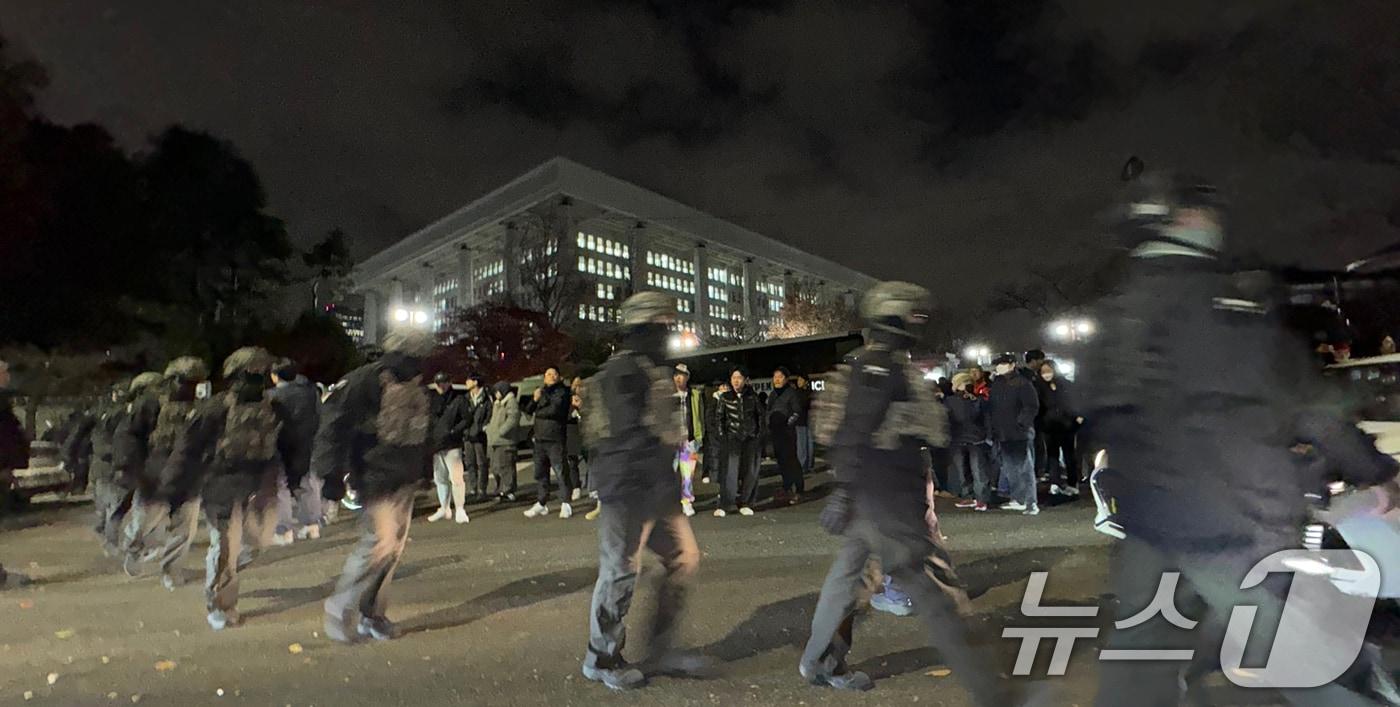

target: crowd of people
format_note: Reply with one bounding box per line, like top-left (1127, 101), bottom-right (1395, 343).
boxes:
top-left (4, 171), bottom-right (1400, 704)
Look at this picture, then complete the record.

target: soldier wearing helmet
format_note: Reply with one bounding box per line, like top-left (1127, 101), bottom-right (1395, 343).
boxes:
top-left (799, 282), bottom-right (1017, 703)
top-left (578, 291), bottom-right (702, 690)
top-left (90, 381), bottom-right (135, 555)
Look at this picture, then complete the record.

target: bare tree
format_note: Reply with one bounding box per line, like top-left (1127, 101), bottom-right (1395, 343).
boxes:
top-left (766, 279), bottom-right (857, 340)
top-left (510, 207), bottom-right (589, 330)
top-left (989, 249), bottom-right (1126, 318)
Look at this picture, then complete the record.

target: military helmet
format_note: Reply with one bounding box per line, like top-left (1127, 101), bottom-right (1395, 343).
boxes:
top-left (1118, 172), bottom-right (1224, 256)
top-left (860, 281), bottom-right (931, 336)
top-left (129, 372), bottom-right (165, 393)
top-left (221, 346), bottom-right (276, 379)
top-left (164, 356), bottom-right (210, 383)
top-left (620, 291), bottom-right (677, 326)
top-left (382, 330), bottom-right (436, 358)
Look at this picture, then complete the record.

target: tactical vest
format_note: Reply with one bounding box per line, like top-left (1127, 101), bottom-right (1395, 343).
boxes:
top-left (376, 371), bottom-right (430, 447)
top-left (873, 360), bottom-right (948, 451)
top-left (811, 365), bottom-right (851, 447)
top-left (581, 352), bottom-right (683, 448)
top-left (150, 398), bottom-right (195, 452)
top-left (216, 397), bottom-right (281, 464)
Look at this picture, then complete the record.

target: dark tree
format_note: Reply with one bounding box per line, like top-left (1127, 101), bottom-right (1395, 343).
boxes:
top-left (259, 310), bottom-right (361, 384)
top-left (303, 227), bottom-right (355, 310)
top-left (432, 301), bottom-right (574, 383)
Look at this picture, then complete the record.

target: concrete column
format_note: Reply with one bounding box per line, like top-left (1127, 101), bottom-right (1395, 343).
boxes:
top-left (363, 289), bottom-right (381, 344)
top-left (387, 279), bottom-right (405, 331)
top-left (457, 246), bottom-right (473, 309)
top-left (503, 223), bottom-right (521, 298)
top-left (628, 224), bottom-right (648, 297)
top-left (692, 244), bottom-right (709, 335)
top-left (742, 258), bottom-right (756, 338)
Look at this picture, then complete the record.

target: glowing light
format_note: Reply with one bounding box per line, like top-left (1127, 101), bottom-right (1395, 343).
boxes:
top-left (393, 308), bottom-right (410, 322)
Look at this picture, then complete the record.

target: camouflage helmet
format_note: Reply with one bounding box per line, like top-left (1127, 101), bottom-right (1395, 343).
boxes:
top-left (1118, 172), bottom-right (1224, 256)
top-left (129, 372), bottom-right (165, 393)
top-left (382, 330), bottom-right (436, 358)
top-left (222, 346), bottom-right (275, 379)
top-left (620, 291), bottom-right (677, 327)
top-left (164, 356), bottom-right (210, 383)
top-left (861, 281), bottom-right (931, 336)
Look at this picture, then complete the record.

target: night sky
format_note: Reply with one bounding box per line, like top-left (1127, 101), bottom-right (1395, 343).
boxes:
top-left (3, 1), bottom-right (1398, 317)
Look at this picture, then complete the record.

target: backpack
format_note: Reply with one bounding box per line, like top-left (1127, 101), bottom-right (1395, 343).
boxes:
top-left (376, 371), bottom-right (430, 447)
top-left (150, 398), bottom-right (196, 452)
top-left (216, 398), bottom-right (281, 464)
top-left (810, 364), bottom-right (851, 447)
top-left (581, 352), bottom-right (683, 448)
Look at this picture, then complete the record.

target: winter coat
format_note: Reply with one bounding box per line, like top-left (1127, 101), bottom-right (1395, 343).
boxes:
top-left (714, 387), bottom-right (763, 442)
top-left (0, 392), bottom-right (28, 473)
top-left (163, 385), bottom-right (282, 507)
top-left (463, 389), bottom-right (491, 444)
top-left (1038, 377), bottom-right (1079, 433)
top-left (486, 387), bottom-right (523, 449)
top-left (986, 374), bottom-right (1039, 442)
top-left (521, 383), bottom-right (571, 443)
top-left (87, 400), bottom-right (124, 483)
top-left (943, 393), bottom-right (989, 446)
top-left (268, 378), bottom-right (321, 485)
top-left (311, 355), bottom-right (432, 502)
top-left (117, 388), bottom-right (199, 495)
top-left (794, 387), bottom-right (812, 427)
top-left (430, 389), bottom-right (468, 452)
top-left (678, 387), bottom-right (705, 443)
top-left (766, 384), bottom-right (803, 439)
top-left (61, 409), bottom-right (97, 473)
top-left (588, 348), bottom-right (683, 503)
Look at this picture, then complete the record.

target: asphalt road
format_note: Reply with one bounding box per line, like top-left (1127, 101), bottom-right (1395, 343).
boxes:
top-left (1, 471), bottom-right (1130, 706)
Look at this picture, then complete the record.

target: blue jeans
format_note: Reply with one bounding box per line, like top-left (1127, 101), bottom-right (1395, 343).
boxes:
top-left (995, 439), bottom-right (1036, 508)
top-left (795, 426), bottom-right (814, 473)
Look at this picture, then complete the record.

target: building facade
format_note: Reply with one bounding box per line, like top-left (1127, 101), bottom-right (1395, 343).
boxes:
top-left (354, 157), bottom-right (877, 345)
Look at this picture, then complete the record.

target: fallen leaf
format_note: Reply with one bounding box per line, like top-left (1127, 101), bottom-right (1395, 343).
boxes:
top-left (23, 691), bottom-right (33, 700)
top-left (153, 660), bottom-right (177, 672)
top-left (216, 688), bottom-right (224, 697)
top-left (925, 668), bottom-right (952, 678)
top-left (18, 600), bottom-right (33, 609)
top-left (101, 656), bottom-right (110, 664)
top-left (107, 692), bottom-right (118, 699)
top-left (287, 643), bottom-right (303, 655)
top-left (131, 696), bottom-right (142, 704)
top-left (54, 629), bottom-right (76, 639)
top-left (47, 673), bottom-right (59, 685)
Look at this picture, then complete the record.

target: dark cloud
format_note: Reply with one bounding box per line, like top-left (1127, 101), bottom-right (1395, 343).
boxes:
top-left (2, 0), bottom-right (1399, 344)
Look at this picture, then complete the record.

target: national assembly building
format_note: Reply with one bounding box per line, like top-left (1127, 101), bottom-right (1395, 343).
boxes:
top-left (352, 157), bottom-right (876, 346)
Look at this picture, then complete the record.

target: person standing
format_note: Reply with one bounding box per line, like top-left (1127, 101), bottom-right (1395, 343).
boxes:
top-left (800, 282), bottom-right (1016, 704)
top-left (90, 382), bottom-right (131, 555)
top-left (767, 367), bottom-right (804, 504)
top-left (268, 360), bottom-right (324, 539)
top-left (486, 382), bottom-right (521, 502)
top-left (580, 292), bottom-right (703, 690)
top-left (793, 375), bottom-right (814, 475)
top-left (565, 376), bottom-right (586, 501)
top-left (701, 381), bottom-right (729, 484)
top-left (59, 401), bottom-right (96, 496)
top-left (672, 364), bottom-right (704, 517)
top-left (713, 369), bottom-right (762, 517)
top-left (462, 374), bottom-right (492, 501)
top-left (1038, 360), bottom-right (1081, 498)
top-left (0, 358), bottom-right (31, 589)
top-left (947, 373), bottom-right (995, 512)
top-left (987, 354), bottom-right (1040, 515)
top-left (163, 347), bottom-right (281, 629)
top-left (522, 367), bottom-right (573, 519)
top-left (314, 330), bottom-right (435, 643)
top-left (967, 365), bottom-right (990, 400)
top-left (427, 373), bottom-right (469, 524)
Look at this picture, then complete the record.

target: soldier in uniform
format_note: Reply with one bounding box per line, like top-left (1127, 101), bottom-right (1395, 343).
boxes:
top-left (120, 357), bottom-right (210, 581)
top-left (314, 330), bottom-right (435, 644)
top-left (579, 292), bottom-right (703, 690)
top-left (90, 382), bottom-right (131, 555)
top-left (111, 371), bottom-right (168, 568)
top-left (800, 282), bottom-right (1017, 705)
top-left (164, 347), bottom-right (280, 630)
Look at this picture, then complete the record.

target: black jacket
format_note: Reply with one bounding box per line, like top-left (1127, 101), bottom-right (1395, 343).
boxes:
top-left (522, 383), bottom-right (571, 444)
top-left (430, 388), bottom-right (467, 452)
top-left (715, 387), bottom-right (762, 442)
top-left (164, 382), bottom-right (281, 508)
top-left (794, 387), bottom-right (812, 427)
top-left (312, 354), bottom-right (432, 501)
top-left (943, 393), bottom-right (989, 446)
top-left (987, 374), bottom-right (1039, 442)
top-left (1038, 377), bottom-right (1079, 432)
top-left (268, 377), bottom-right (321, 484)
top-left (590, 348), bottom-right (680, 502)
top-left (113, 392), bottom-right (161, 491)
top-left (463, 389), bottom-right (491, 444)
top-left (766, 384), bottom-right (802, 437)
top-left (0, 392), bottom-right (28, 473)
top-left (61, 409), bottom-right (97, 472)
top-left (88, 399), bottom-right (124, 483)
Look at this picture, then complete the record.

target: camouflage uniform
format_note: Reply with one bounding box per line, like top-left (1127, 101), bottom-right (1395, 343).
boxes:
top-left (90, 384), bottom-right (132, 553)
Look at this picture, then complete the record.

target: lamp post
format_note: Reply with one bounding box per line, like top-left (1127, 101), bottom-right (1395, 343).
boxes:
top-left (1048, 318), bottom-right (1095, 344)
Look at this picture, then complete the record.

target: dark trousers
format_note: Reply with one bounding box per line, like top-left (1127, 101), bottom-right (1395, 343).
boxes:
top-left (585, 495), bottom-right (699, 669)
top-left (995, 439), bottom-right (1037, 508)
top-left (533, 440), bottom-right (568, 504)
top-left (490, 446), bottom-right (517, 496)
top-left (1044, 428), bottom-right (1080, 487)
top-left (94, 477), bottom-right (133, 552)
top-left (802, 518), bottom-right (1010, 705)
top-left (203, 473), bottom-right (260, 616)
top-left (463, 441), bottom-right (490, 496)
top-left (949, 443), bottom-right (993, 504)
top-left (720, 438), bottom-right (760, 511)
top-left (1033, 423), bottom-right (1049, 478)
top-left (772, 427), bottom-right (803, 494)
top-left (325, 486), bottom-right (415, 629)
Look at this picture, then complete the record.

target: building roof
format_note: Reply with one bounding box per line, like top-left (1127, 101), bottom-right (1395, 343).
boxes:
top-left (357, 157), bottom-right (878, 290)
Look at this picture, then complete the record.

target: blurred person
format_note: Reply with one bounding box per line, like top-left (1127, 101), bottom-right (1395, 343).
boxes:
top-left (701, 381), bottom-right (731, 484)
top-left (486, 381), bottom-right (521, 502)
top-left (90, 382), bottom-right (131, 555)
top-left (947, 373), bottom-right (994, 512)
top-left (1382, 335), bottom-right (1397, 355)
top-left (427, 372), bottom-right (469, 524)
top-left (967, 365), bottom-right (990, 399)
top-left (793, 375), bottom-right (815, 475)
top-left (268, 360), bottom-right (324, 539)
top-left (59, 400), bottom-right (96, 495)
top-left (673, 364), bottom-right (704, 517)
top-left (987, 354), bottom-right (1040, 515)
top-left (0, 358), bottom-right (31, 589)
top-left (566, 376), bottom-right (585, 501)
top-left (314, 331), bottom-right (436, 643)
top-left (800, 283), bottom-right (1018, 704)
top-left (521, 366), bottom-right (574, 519)
top-left (579, 293), bottom-right (703, 690)
top-left (1024, 350), bottom-right (1050, 481)
top-left (462, 374), bottom-right (492, 501)
top-left (1038, 361), bottom-right (1082, 498)
top-left (767, 366), bottom-right (805, 504)
top-left (713, 369), bottom-right (762, 517)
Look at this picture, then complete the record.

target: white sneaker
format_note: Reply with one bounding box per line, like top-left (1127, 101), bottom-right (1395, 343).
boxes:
top-left (454, 508), bottom-right (469, 524)
top-left (1066, 485), bottom-right (1081, 497)
top-left (523, 503), bottom-right (549, 519)
top-left (701, 477), bottom-right (711, 484)
top-left (589, 490), bottom-right (599, 500)
top-left (271, 531), bottom-right (295, 547)
top-left (1049, 484), bottom-right (1062, 497)
top-left (571, 488), bottom-right (582, 502)
top-left (738, 507), bottom-right (754, 517)
top-left (682, 502), bottom-right (695, 517)
top-left (427, 508), bottom-right (449, 523)
top-left (559, 502), bottom-right (574, 519)
top-left (1022, 506), bottom-right (1041, 516)
top-left (1000, 501), bottom-right (1027, 512)
top-left (713, 509), bottom-right (727, 518)
top-left (295, 525), bottom-right (321, 541)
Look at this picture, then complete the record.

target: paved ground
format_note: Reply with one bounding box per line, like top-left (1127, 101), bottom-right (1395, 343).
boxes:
top-left (0, 470), bottom-right (1140, 706)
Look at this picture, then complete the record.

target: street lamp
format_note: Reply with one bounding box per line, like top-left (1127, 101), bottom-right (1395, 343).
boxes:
top-left (963, 345), bottom-right (991, 366)
top-left (393, 308), bottom-right (429, 328)
top-left (1048, 317), bottom-right (1096, 343)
